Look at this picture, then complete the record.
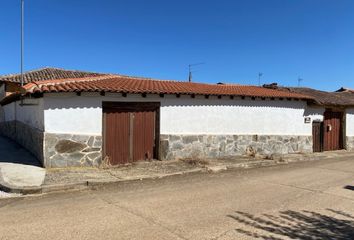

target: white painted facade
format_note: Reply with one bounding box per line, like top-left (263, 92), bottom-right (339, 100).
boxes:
top-left (346, 108), bottom-right (354, 137)
top-left (0, 98), bottom-right (44, 131)
top-left (0, 83), bottom-right (5, 100)
top-left (305, 106), bottom-right (325, 123)
top-left (0, 84), bottom-right (5, 122)
top-left (42, 93), bottom-right (315, 136)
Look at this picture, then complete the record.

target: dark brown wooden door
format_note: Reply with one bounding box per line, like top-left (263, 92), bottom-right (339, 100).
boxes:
top-left (312, 121), bottom-right (323, 152)
top-left (133, 110), bottom-right (156, 161)
top-left (323, 111), bottom-right (343, 151)
top-left (104, 109), bottom-right (130, 165)
top-left (103, 103), bottom-right (159, 165)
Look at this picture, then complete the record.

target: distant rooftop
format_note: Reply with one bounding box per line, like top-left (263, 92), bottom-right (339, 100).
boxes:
top-left (263, 83), bottom-right (354, 107)
top-left (0, 67), bottom-right (106, 84)
top-left (336, 87), bottom-right (354, 93)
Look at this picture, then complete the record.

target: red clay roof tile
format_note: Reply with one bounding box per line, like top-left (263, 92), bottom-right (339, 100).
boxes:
top-left (20, 75), bottom-right (312, 100)
top-left (0, 67), bottom-right (105, 83)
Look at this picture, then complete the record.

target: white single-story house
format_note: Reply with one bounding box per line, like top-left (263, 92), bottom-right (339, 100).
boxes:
top-left (0, 68), bottom-right (353, 168)
top-left (271, 85), bottom-right (354, 152)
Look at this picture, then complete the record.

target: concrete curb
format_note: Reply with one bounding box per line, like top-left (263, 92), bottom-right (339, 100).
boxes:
top-left (2, 153), bottom-right (354, 196)
top-left (0, 178), bottom-right (42, 195)
top-left (0, 168), bottom-right (206, 195)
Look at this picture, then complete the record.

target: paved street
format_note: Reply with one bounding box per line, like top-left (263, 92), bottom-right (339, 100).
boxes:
top-left (1, 157), bottom-right (354, 239)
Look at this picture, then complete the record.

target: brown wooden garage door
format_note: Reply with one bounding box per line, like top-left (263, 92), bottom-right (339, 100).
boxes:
top-left (323, 110), bottom-right (343, 151)
top-left (103, 102), bottom-right (160, 165)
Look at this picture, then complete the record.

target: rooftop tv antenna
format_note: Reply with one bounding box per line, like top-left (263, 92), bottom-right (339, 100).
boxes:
top-left (188, 62), bottom-right (205, 82)
top-left (298, 77), bottom-right (303, 87)
top-left (258, 72), bottom-right (263, 86)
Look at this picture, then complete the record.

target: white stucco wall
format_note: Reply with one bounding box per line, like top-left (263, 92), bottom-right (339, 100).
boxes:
top-left (0, 84), bottom-right (5, 122)
top-left (43, 93), bottom-right (314, 136)
top-left (305, 106), bottom-right (325, 122)
top-left (1, 99), bottom-right (44, 131)
top-left (2, 103), bottom-right (15, 122)
top-left (0, 83), bottom-right (5, 100)
top-left (346, 108), bottom-right (354, 137)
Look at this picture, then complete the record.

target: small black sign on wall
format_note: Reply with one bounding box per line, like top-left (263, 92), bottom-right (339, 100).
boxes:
top-left (304, 117), bottom-right (311, 123)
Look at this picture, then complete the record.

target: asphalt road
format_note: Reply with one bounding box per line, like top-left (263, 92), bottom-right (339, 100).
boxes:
top-left (1, 157), bottom-right (354, 240)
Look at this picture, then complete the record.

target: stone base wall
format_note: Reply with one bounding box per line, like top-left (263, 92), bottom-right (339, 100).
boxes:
top-left (347, 137), bottom-right (354, 151)
top-left (0, 120), bottom-right (44, 165)
top-left (160, 134), bottom-right (313, 160)
top-left (44, 133), bottom-right (102, 168)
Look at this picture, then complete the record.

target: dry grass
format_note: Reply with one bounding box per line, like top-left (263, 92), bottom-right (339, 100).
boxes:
top-left (99, 156), bottom-right (113, 169)
top-left (180, 158), bottom-right (210, 166)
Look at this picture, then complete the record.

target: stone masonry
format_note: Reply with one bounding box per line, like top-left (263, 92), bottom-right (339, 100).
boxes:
top-left (0, 120), bottom-right (44, 164)
top-left (160, 134), bottom-right (313, 160)
top-left (347, 137), bottom-right (354, 151)
top-left (0, 121), bottom-right (315, 167)
top-left (44, 133), bottom-right (102, 168)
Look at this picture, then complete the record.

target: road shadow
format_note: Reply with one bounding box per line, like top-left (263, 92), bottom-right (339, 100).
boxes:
top-left (0, 136), bottom-right (42, 167)
top-left (227, 209), bottom-right (354, 239)
top-left (344, 185), bottom-right (354, 191)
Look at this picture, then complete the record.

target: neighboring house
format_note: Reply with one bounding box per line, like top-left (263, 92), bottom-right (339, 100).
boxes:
top-left (0, 68), bottom-right (316, 168)
top-left (269, 85), bottom-right (354, 152)
top-left (0, 67), bottom-right (107, 128)
top-left (336, 87), bottom-right (354, 93)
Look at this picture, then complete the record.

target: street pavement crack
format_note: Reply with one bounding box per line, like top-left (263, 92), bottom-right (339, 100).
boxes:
top-left (96, 195), bottom-right (189, 240)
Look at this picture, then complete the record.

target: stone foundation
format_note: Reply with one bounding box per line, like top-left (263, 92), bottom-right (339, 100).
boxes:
top-left (0, 120), bottom-right (44, 165)
top-left (44, 133), bottom-right (102, 168)
top-left (160, 134), bottom-right (313, 160)
top-left (347, 137), bottom-right (354, 151)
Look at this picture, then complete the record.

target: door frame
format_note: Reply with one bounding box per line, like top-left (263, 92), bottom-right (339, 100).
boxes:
top-left (323, 108), bottom-right (345, 151)
top-left (312, 120), bottom-right (324, 152)
top-left (102, 102), bottom-right (161, 164)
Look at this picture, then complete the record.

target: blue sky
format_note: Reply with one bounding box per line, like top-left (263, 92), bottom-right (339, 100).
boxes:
top-left (1, 0), bottom-right (353, 91)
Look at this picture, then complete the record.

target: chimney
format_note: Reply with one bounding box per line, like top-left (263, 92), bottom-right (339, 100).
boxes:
top-left (262, 83), bottom-right (278, 89)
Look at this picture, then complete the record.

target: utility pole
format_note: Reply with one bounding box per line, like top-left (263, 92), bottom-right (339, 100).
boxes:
top-left (298, 77), bottom-right (303, 87)
top-left (20, 0), bottom-right (24, 87)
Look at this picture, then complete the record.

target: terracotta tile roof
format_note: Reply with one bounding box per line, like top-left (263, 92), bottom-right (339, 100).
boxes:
top-left (278, 87), bottom-right (354, 106)
top-left (19, 75), bottom-right (312, 100)
top-left (0, 67), bottom-right (105, 84)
